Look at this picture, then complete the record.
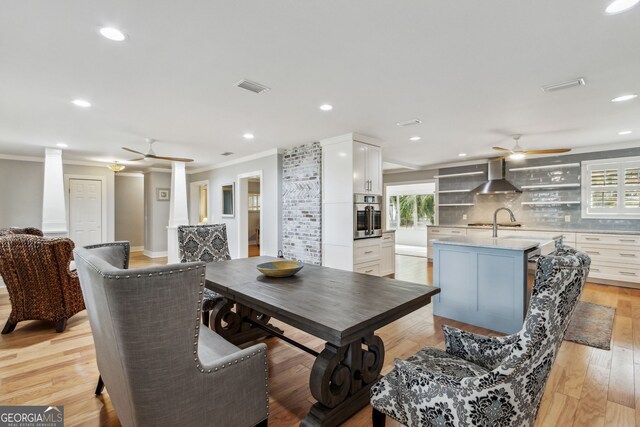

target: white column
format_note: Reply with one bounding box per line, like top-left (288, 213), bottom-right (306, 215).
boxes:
top-left (167, 161), bottom-right (189, 263)
top-left (42, 148), bottom-right (68, 237)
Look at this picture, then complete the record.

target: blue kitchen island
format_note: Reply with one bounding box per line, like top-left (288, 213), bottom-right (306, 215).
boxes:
top-left (432, 236), bottom-right (547, 334)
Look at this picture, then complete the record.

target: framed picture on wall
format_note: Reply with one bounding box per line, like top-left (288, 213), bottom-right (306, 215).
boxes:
top-left (222, 183), bottom-right (234, 217)
top-left (156, 188), bottom-right (171, 201)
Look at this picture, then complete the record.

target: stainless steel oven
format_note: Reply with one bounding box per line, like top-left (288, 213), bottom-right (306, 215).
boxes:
top-left (354, 194), bottom-right (382, 239)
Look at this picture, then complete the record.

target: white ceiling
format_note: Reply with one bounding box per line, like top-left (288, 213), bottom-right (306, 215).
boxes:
top-left (1, 1), bottom-right (639, 171)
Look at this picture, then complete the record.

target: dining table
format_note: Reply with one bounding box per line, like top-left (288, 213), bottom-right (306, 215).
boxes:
top-left (205, 256), bottom-right (440, 427)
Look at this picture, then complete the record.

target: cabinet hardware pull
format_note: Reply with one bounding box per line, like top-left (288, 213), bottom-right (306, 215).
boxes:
top-left (591, 268), bottom-right (600, 272)
top-left (586, 251), bottom-right (600, 255)
top-left (585, 237), bottom-right (600, 241)
top-left (364, 250), bottom-right (374, 254)
top-left (365, 269), bottom-right (374, 273)
top-left (620, 253), bottom-right (636, 257)
top-left (620, 271), bottom-right (637, 276)
top-left (619, 239), bottom-right (636, 242)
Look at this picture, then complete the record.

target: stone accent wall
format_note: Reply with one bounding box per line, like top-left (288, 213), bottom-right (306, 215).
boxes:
top-left (282, 142), bottom-right (322, 264)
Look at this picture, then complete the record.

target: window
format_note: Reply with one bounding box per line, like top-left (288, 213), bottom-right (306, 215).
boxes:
top-left (386, 183), bottom-right (436, 230)
top-left (582, 157), bottom-right (640, 219)
top-left (248, 193), bottom-right (260, 211)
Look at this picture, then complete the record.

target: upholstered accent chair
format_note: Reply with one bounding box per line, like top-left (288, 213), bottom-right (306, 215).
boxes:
top-left (0, 234), bottom-right (85, 333)
top-left (74, 241), bottom-right (269, 427)
top-left (370, 245), bottom-right (590, 427)
top-left (177, 224), bottom-right (232, 327)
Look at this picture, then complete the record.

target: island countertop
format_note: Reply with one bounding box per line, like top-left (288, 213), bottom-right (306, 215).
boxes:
top-left (433, 235), bottom-right (543, 251)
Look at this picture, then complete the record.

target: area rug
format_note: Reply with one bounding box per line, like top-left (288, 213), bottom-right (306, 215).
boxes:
top-left (564, 301), bottom-right (615, 350)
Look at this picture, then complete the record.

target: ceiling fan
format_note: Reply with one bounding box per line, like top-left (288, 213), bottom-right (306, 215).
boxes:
top-left (122, 138), bottom-right (194, 163)
top-left (493, 134), bottom-right (571, 160)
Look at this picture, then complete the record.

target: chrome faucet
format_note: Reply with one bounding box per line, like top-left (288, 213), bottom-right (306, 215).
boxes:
top-left (493, 207), bottom-right (517, 238)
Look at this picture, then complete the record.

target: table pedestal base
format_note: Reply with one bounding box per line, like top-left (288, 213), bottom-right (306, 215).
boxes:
top-left (209, 298), bottom-right (386, 427)
top-left (209, 300), bottom-right (283, 345)
top-left (303, 334), bottom-right (385, 427)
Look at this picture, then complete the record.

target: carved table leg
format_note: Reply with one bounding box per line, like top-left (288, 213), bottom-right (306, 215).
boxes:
top-left (302, 333), bottom-right (385, 427)
top-left (209, 299), bottom-right (283, 345)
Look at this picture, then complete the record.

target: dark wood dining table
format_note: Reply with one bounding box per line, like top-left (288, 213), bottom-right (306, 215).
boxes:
top-left (205, 256), bottom-right (440, 427)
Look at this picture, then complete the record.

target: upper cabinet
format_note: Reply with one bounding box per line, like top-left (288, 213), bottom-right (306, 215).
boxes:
top-left (353, 142), bottom-right (382, 195)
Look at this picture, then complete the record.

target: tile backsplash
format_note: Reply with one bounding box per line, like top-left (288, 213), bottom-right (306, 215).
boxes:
top-left (438, 147), bottom-right (640, 232)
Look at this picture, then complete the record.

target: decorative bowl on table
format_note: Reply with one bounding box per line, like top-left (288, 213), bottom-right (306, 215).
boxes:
top-left (256, 260), bottom-right (304, 278)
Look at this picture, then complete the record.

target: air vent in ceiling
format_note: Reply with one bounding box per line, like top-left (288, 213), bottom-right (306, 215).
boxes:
top-left (220, 152), bottom-right (234, 156)
top-left (541, 78), bottom-right (586, 93)
top-left (396, 118), bottom-right (422, 127)
top-left (235, 79), bottom-right (271, 94)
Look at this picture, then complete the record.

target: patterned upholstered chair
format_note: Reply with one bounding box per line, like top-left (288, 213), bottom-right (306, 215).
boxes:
top-left (0, 234), bottom-right (85, 333)
top-left (370, 245), bottom-right (590, 427)
top-left (177, 224), bottom-right (232, 327)
top-left (74, 241), bottom-right (269, 427)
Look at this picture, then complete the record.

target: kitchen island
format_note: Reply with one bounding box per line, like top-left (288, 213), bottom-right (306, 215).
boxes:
top-left (432, 235), bottom-right (553, 334)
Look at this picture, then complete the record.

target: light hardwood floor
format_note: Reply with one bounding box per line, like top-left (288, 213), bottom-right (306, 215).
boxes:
top-left (0, 252), bottom-right (638, 426)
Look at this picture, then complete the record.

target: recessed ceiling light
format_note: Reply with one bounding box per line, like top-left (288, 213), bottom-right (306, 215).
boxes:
top-left (611, 94), bottom-right (638, 102)
top-left (56, 142), bottom-right (68, 148)
top-left (243, 133), bottom-right (254, 140)
top-left (319, 104), bottom-right (333, 111)
top-left (605, 0), bottom-right (639, 14)
top-left (409, 136), bottom-right (421, 141)
top-left (99, 27), bottom-right (126, 41)
top-left (458, 153), bottom-right (467, 157)
top-left (71, 99), bottom-right (91, 108)
top-left (619, 130), bottom-right (633, 135)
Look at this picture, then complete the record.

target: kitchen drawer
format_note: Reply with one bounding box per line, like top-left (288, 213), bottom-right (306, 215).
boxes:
top-left (354, 238), bottom-right (381, 263)
top-left (577, 244), bottom-right (640, 265)
top-left (577, 233), bottom-right (640, 247)
top-left (354, 261), bottom-right (380, 276)
top-left (381, 233), bottom-right (395, 245)
top-left (428, 227), bottom-right (466, 236)
top-left (588, 264), bottom-right (640, 283)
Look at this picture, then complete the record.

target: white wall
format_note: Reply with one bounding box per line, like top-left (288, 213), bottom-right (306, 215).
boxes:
top-left (115, 174), bottom-right (145, 248)
top-left (0, 158), bottom-right (115, 242)
top-left (144, 171), bottom-right (171, 255)
top-left (188, 153), bottom-right (282, 258)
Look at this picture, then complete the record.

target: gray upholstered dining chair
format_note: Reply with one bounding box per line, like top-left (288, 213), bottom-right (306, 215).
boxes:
top-left (370, 244), bottom-right (590, 427)
top-left (74, 241), bottom-right (269, 427)
top-left (177, 224), bottom-right (232, 327)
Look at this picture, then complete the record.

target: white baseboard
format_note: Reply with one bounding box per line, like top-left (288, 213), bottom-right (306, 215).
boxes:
top-left (130, 246), bottom-right (144, 252)
top-left (143, 249), bottom-right (168, 258)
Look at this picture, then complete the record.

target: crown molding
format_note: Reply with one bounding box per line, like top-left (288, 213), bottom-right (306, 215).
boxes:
top-left (0, 153), bottom-right (112, 168)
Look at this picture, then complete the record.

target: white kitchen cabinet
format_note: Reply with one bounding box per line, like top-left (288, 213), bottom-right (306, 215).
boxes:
top-left (353, 233), bottom-right (396, 277)
top-left (353, 142), bottom-right (382, 195)
top-left (366, 145), bottom-right (382, 195)
top-left (321, 133), bottom-right (385, 272)
top-left (379, 232), bottom-right (395, 276)
top-left (576, 232), bottom-right (640, 287)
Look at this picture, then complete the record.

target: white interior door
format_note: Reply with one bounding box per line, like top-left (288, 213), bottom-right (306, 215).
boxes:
top-left (69, 179), bottom-right (102, 247)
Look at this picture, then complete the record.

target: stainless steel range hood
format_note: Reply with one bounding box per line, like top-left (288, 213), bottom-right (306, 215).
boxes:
top-left (472, 159), bottom-right (522, 194)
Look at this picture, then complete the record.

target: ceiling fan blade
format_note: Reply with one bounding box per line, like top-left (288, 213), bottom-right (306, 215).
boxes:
top-left (127, 157), bottom-right (146, 161)
top-left (122, 147), bottom-right (146, 155)
top-left (492, 147), bottom-right (512, 152)
top-left (524, 148), bottom-right (572, 154)
top-left (146, 154), bottom-right (194, 163)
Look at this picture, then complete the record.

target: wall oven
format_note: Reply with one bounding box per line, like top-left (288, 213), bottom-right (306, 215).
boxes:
top-left (354, 194), bottom-right (382, 239)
